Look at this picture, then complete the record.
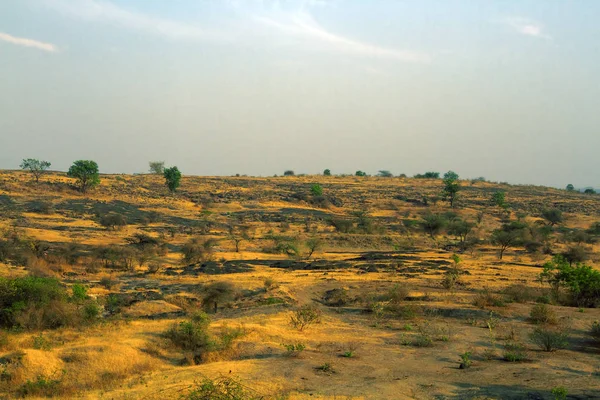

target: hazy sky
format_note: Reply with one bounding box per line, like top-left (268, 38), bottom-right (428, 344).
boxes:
top-left (1, 1), bottom-right (599, 187)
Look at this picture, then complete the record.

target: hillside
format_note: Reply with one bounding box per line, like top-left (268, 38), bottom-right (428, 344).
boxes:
top-left (0, 170), bottom-right (599, 399)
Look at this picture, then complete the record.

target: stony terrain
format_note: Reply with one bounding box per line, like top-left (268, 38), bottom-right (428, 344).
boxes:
top-left (0, 170), bottom-right (599, 399)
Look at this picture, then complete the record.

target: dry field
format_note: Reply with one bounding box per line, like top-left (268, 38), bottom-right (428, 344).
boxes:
top-left (0, 170), bottom-right (599, 399)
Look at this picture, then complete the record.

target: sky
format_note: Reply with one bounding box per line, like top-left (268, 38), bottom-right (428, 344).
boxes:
top-left (0, 0), bottom-right (599, 188)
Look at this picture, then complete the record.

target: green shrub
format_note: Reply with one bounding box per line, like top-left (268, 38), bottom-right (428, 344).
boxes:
top-left (282, 343), bottom-right (305, 356)
top-left (540, 255), bottom-right (600, 307)
top-left (0, 277), bottom-right (97, 330)
top-left (551, 386), bottom-right (568, 400)
top-left (459, 351), bottom-right (472, 369)
top-left (164, 313), bottom-right (213, 364)
top-left (503, 341), bottom-right (528, 362)
top-left (529, 326), bottom-right (569, 352)
top-left (71, 284), bottom-right (88, 302)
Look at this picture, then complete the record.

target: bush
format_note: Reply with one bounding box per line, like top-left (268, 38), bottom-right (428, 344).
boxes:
top-left (0, 276), bottom-right (101, 330)
top-left (529, 326), bottom-right (569, 352)
top-left (473, 289), bottom-right (505, 308)
top-left (540, 255), bottom-right (600, 307)
top-left (290, 305), bottom-right (322, 331)
top-left (164, 313), bottom-right (213, 364)
top-left (185, 376), bottom-right (263, 400)
top-left (202, 282), bottom-right (236, 313)
top-left (310, 184), bottom-right (323, 196)
top-left (503, 341), bottom-right (528, 362)
top-left (165, 313), bottom-right (245, 365)
top-left (163, 166), bottom-right (182, 192)
top-left (529, 304), bottom-right (557, 324)
top-left (503, 284), bottom-right (537, 303)
top-left (99, 213), bottom-right (127, 230)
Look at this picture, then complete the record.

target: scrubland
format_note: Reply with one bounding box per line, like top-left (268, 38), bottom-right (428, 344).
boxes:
top-left (0, 171), bottom-right (599, 399)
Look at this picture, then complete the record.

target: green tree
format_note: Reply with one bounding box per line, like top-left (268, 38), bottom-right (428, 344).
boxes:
top-left (355, 170), bottom-right (366, 177)
top-left (20, 159), bottom-right (51, 183)
top-left (584, 188), bottom-right (596, 194)
top-left (442, 171), bottom-right (460, 207)
top-left (420, 214), bottom-right (446, 239)
top-left (310, 183), bottom-right (323, 196)
top-left (149, 161), bottom-right (165, 174)
top-left (541, 208), bottom-right (563, 226)
top-left (491, 191), bottom-right (507, 209)
top-left (377, 170), bottom-right (393, 177)
top-left (163, 166), bottom-right (182, 192)
top-left (67, 160), bottom-right (100, 193)
top-left (414, 172), bottom-right (440, 179)
top-left (491, 225), bottom-right (524, 260)
top-left (566, 184), bottom-right (575, 192)
top-left (323, 169), bottom-right (331, 176)
top-left (283, 170), bottom-right (295, 176)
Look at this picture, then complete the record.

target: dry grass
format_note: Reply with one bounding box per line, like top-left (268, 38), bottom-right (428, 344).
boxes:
top-left (0, 171), bottom-right (599, 399)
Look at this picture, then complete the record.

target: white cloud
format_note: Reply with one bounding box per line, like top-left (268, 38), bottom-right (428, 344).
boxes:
top-left (41, 0), bottom-right (219, 41)
top-left (0, 31), bottom-right (57, 52)
top-left (504, 17), bottom-right (551, 39)
top-left (256, 12), bottom-right (430, 62)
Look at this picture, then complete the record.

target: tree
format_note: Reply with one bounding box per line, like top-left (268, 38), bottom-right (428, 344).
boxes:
top-left (414, 172), bottom-right (440, 179)
top-left (420, 214), bottom-right (446, 239)
top-left (566, 184), bottom-right (575, 192)
top-left (67, 160), bottom-right (100, 193)
top-left (377, 170), bottom-right (393, 177)
top-left (283, 170), bottom-right (295, 176)
top-left (584, 188), bottom-right (596, 194)
top-left (99, 213), bottom-right (127, 230)
top-left (227, 224), bottom-right (251, 252)
top-left (355, 171), bottom-right (366, 177)
top-left (491, 229), bottom-right (522, 260)
top-left (323, 169), bottom-right (331, 176)
top-left (305, 237), bottom-right (323, 259)
top-left (491, 191), bottom-right (508, 209)
top-left (442, 171), bottom-right (460, 207)
top-left (541, 208), bottom-right (563, 227)
top-left (202, 282), bottom-right (236, 313)
top-left (20, 159), bottom-right (51, 183)
top-left (163, 166), bottom-right (181, 193)
top-left (149, 161), bottom-right (165, 175)
top-left (562, 246), bottom-right (588, 266)
top-left (448, 219), bottom-right (474, 244)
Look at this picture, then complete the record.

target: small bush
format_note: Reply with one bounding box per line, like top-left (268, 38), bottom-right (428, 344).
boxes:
top-left (503, 341), bottom-right (528, 362)
top-left (529, 326), bottom-right (569, 352)
top-left (290, 305), bottom-right (322, 331)
top-left (551, 387), bottom-right (568, 400)
top-left (18, 376), bottom-right (63, 397)
top-left (185, 376), bottom-right (263, 400)
top-left (164, 313), bottom-right (213, 364)
top-left (459, 351), bottom-right (472, 369)
top-left (473, 289), bottom-right (505, 308)
top-left (282, 343), bottom-right (305, 357)
top-left (529, 304), bottom-right (557, 325)
top-left (503, 284), bottom-right (537, 303)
